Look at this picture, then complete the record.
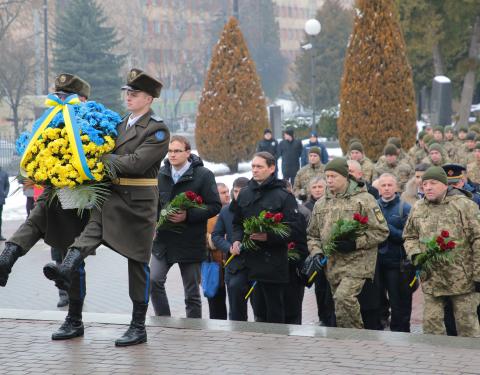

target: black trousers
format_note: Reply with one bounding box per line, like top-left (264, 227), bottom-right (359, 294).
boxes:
top-left (314, 270), bottom-right (336, 326)
top-left (284, 270), bottom-right (305, 325)
top-left (251, 281), bottom-right (286, 323)
top-left (207, 285), bottom-right (227, 320)
top-left (379, 266), bottom-right (412, 332)
top-left (225, 268), bottom-right (249, 321)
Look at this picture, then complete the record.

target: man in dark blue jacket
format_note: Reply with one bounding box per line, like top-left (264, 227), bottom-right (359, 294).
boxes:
top-left (151, 135), bottom-right (221, 318)
top-left (231, 152), bottom-right (303, 323)
top-left (377, 173), bottom-right (412, 332)
top-left (212, 177), bottom-right (249, 321)
top-left (300, 132), bottom-right (329, 166)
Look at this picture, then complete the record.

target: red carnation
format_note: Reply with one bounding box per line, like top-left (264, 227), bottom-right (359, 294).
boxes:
top-left (185, 191), bottom-right (197, 201)
top-left (195, 196), bottom-right (203, 204)
top-left (441, 230), bottom-right (449, 238)
top-left (353, 213), bottom-right (362, 222)
top-left (436, 236), bottom-right (445, 245)
top-left (359, 215), bottom-right (369, 225)
top-left (264, 212), bottom-right (274, 219)
top-left (288, 242), bottom-right (296, 250)
top-left (446, 241), bottom-right (456, 250)
top-left (273, 213), bottom-right (284, 223)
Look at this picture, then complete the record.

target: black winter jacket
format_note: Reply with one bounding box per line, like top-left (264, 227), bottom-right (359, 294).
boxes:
top-left (256, 138), bottom-right (279, 159)
top-left (232, 175), bottom-right (303, 283)
top-left (278, 139), bottom-right (303, 177)
top-left (152, 154), bottom-right (221, 263)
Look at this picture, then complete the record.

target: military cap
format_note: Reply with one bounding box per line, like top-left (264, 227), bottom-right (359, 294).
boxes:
top-left (458, 127), bottom-right (469, 133)
top-left (308, 147), bottom-right (321, 157)
top-left (428, 143), bottom-right (444, 153)
top-left (422, 166), bottom-right (448, 185)
top-left (442, 163), bottom-right (465, 184)
top-left (348, 137), bottom-right (361, 146)
top-left (417, 130), bottom-right (426, 140)
top-left (349, 141), bottom-right (364, 153)
top-left (384, 144), bottom-right (398, 156)
top-left (264, 128), bottom-right (272, 135)
top-left (432, 126), bottom-right (444, 134)
top-left (444, 125), bottom-right (454, 133)
top-left (325, 158), bottom-right (349, 178)
top-left (54, 73), bottom-right (91, 99)
top-left (423, 134), bottom-right (434, 145)
top-left (466, 132), bottom-right (477, 141)
top-left (387, 137), bottom-right (402, 149)
top-left (122, 68), bottom-right (163, 98)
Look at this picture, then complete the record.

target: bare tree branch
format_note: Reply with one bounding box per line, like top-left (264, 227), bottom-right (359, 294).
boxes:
top-left (0, 0), bottom-right (26, 41)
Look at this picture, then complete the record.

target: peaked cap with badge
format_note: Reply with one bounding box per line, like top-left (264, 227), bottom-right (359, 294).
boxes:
top-left (122, 68), bottom-right (163, 98)
top-left (55, 73), bottom-right (91, 99)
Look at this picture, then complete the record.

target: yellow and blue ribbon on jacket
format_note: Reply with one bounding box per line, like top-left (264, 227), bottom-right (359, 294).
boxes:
top-left (20, 93), bottom-right (94, 181)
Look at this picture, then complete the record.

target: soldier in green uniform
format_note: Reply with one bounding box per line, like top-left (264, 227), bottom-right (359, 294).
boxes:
top-left (403, 166), bottom-right (480, 337)
top-left (43, 68), bottom-right (170, 347)
top-left (306, 158), bottom-right (389, 329)
top-left (421, 143), bottom-right (450, 166)
top-left (0, 74), bottom-right (91, 306)
top-left (373, 144), bottom-right (413, 191)
top-left (347, 142), bottom-right (374, 183)
top-left (293, 147), bottom-right (324, 201)
top-left (466, 143), bottom-right (480, 186)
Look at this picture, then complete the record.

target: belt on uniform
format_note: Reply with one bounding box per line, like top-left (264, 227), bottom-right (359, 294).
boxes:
top-left (112, 178), bottom-right (158, 186)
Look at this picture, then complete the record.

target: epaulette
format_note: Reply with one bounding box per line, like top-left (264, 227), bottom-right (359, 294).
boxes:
top-left (150, 114), bottom-right (163, 122)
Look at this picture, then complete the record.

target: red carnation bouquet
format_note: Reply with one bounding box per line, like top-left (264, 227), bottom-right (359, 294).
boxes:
top-left (322, 212), bottom-right (368, 257)
top-left (241, 210), bottom-right (290, 250)
top-left (413, 230), bottom-right (457, 274)
top-left (157, 190), bottom-right (206, 232)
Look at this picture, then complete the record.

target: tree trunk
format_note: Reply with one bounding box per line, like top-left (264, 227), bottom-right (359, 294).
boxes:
top-left (12, 105), bottom-right (19, 139)
top-left (227, 161), bottom-right (239, 173)
top-left (457, 16), bottom-right (480, 129)
top-left (432, 42), bottom-right (444, 76)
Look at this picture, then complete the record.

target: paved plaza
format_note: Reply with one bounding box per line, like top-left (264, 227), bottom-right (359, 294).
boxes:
top-left (3, 219), bottom-right (477, 375)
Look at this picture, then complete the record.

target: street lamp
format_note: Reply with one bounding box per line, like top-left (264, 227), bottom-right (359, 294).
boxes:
top-left (304, 18), bottom-right (321, 131)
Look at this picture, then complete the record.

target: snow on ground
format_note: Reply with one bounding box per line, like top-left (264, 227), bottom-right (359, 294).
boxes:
top-left (2, 147), bottom-right (342, 221)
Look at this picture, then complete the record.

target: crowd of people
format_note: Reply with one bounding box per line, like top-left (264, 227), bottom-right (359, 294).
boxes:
top-left (0, 67), bottom-right (479, 347)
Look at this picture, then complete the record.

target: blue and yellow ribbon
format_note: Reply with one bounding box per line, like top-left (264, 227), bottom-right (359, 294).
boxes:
top-left (244, 281), bottom-right (257, 300)
top-left (20, 94), bottom-right (94, 181)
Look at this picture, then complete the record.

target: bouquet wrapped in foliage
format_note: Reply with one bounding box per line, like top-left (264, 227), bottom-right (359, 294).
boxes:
top-left (409, 230), bottom-right (457, 287)
top-left (322, 212), bottom-right (368, 257)
top-left (16, 94), bottom-right (121, 211)
top-left (241, 210), bottom-right (290, 250)
top-left (157, 191), bottom-right (206, 232)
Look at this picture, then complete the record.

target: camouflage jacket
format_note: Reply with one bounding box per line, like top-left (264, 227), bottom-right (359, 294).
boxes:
top-left (293, 163), bottom-right (324, 199)
top-left (443, 141), bottom-right (458, 162)
top-left (307, 179), bottom-right (389, 283)
top-left (467, 161), bottom-right (480, 185)
top-left (373, 159), bottom-right (413, 191)
top-left (359, 157), bottom-right (374, 183)
top-left (403, 188), bottom-right (480, 297)
top-left (421, 154), bottom-right (451, 167)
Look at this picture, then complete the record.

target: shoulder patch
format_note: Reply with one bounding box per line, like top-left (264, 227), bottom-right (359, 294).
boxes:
top-left (373, 207), bottom-right (385, 223)
top-left (155, 130), bottom-right (166, 141)
top-left (151, 115), bottom-right (163, 122)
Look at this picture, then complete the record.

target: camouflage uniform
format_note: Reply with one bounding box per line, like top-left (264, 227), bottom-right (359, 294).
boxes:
top-left (376, 149), bottom-right (412, 169)
top-left (421, 154), bottom-right (451, 167)
top-left (359, 157), bottom-right (374, 183)
top-left (307, 180), bottom-right (389, 328)
top-left (467, 161), bottom-right (480, 185)
top-left (373, 160), bottom-right (413, 191)
top-left (293, 163), bottom-right (324, 200)
top-left (403, 188), bottom-right (480, 337)
top-left (443, 141), bottom-right (458, 163)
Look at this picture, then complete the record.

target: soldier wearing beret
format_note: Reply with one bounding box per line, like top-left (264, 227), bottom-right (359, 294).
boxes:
top-left (306, 158), bottom-right (389, 328)
top-left (43, 68), bottom-right (170, 347)
top-left (0, 73), bottom-right (91, 310)
top-left (403, 166), bottom-right (480, 337)
top-left (293, 147), bottom-right (325, 202)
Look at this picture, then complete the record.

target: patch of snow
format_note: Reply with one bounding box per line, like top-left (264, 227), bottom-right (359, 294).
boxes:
top-left (434, 76), bottom-right (451, 83)
top-left (4, 177), bottom-right (28, 221)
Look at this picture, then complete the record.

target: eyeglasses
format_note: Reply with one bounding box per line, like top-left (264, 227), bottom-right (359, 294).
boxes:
top-left (168, 149), bottom-right (186, 154)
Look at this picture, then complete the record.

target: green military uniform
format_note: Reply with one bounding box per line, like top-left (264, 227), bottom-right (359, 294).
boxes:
top-left (403, 172), bottom-right (480, 337)
top-left (421, 143), bottom-right (451, 167)
top-left (293, 163), bottom-right (324, 200)
top-left (373, 147), bottom-right (413, 192)
top-left (467, 160), bottom-right (480, 185)
top-left (307, 177), bottom-right (389, 329)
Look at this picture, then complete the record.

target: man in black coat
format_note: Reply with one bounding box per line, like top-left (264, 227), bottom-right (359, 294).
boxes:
top-left (256, 128), bottom-right (278, 159)
top-left (231, 151), bottom-right (302, 323)
top-left (278, 127), bottom-right (303, 184)
top-left (151, 135), bottom-right (221, 318)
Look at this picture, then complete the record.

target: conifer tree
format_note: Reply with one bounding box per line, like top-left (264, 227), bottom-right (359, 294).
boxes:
top-left (195, 17), bottom-right (269, 173)
top-left (338, 0), bottom-right (417, 160)
top-left (52, 0), bottom-right (124, 112)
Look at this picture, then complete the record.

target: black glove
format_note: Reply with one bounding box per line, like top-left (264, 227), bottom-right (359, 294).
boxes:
top-left (334, 239), bottom-right (356, 253)
top-left (301, 254), bottom-right (325, 276)
top-left (474, 281), bottom-right (480, 293)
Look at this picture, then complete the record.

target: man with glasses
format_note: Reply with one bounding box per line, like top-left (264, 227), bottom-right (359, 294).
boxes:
top-left (151, 135), bottom-right (221, 319)
top-left (43, 68), bottom-right (169, 347)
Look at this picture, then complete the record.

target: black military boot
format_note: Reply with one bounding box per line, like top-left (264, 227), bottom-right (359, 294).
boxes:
top-left (43, 248), bottom-right (83, 291)
top-left (52, 299), bottom-right (84, 340)
top-left (115, 302), bottom-right (148, 347)
top-left (0, 242), bottom-right (24, 287)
